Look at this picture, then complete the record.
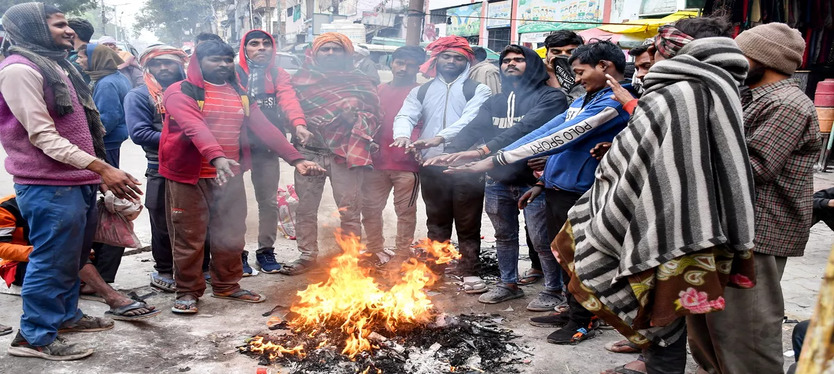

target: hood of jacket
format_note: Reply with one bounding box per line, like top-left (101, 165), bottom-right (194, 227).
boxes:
top-left (237, 29), bottom-right (277, 75)
top-left (185, 52), bottom-right (245, 91)
top-left (498, 45), bottom-right (549, 94)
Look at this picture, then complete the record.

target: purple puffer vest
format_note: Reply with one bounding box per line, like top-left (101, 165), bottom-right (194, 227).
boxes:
top-left (0, 55), bottom-right (100, 186)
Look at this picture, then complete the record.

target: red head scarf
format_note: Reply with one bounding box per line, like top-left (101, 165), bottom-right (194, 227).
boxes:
top-left (419, 35), bottom-right (475, 78)
top-left (652, 25), bottom-right (694, 59)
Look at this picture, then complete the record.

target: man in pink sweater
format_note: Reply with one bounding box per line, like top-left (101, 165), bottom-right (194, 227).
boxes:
top-left (0, 3), bottom-right (142, 361)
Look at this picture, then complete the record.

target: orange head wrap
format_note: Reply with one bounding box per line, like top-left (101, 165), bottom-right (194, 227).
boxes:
top-left (312, 32), bottom-right (355, 56)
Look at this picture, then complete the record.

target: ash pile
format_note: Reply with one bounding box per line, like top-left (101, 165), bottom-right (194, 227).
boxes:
top-left (239, 313), bottom-right (530, 374)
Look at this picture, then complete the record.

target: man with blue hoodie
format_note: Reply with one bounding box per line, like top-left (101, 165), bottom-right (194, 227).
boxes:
top-left (424, 44), bottom-right (568, 310)
top-left (448, 40), bottom-right (634, 345)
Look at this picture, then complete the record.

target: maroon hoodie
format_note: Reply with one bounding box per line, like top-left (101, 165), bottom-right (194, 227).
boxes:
top-left (159, 53), bottom-right (304, 185)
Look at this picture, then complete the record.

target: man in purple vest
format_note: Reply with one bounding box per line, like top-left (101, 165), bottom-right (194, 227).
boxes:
top-left (0, 3), bottom-right (142, 361)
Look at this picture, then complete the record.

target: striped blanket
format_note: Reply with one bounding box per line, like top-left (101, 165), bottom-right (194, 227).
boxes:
top-left (556, 37), bottom-right (757, 345)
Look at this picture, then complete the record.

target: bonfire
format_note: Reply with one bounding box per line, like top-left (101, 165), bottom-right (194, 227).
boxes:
top-left (247, 232), bottom-right (461, 361)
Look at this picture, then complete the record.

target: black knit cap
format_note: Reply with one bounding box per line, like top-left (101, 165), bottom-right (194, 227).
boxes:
top-left (244, 30), bottom-right (271, 45)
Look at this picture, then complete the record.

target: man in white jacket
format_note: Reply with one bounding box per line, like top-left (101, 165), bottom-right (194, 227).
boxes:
top-left (391, 35), bottom-right (490, 294)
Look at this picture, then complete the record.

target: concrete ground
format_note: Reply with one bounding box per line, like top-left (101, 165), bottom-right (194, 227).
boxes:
top-left (0, 142), bottom-right (831, 374)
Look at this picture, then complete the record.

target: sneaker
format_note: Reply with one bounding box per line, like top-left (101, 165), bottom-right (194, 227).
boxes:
top-left (546, 319), bottom-right (599, 345)
top-left (58, 315), bottom-right (114, 333)
top-left (8, 332), bottom-right (94, 361)
top-left (478, 284), bottom-right (525, 304)
top-left (527, 291), bottom-right (567, 312)
top-left (256, 250), bottom-right (282, 273)
top-left (529, 311), bottom-right (570, 328)
top-left (241, 251), bottom-right (253, 277)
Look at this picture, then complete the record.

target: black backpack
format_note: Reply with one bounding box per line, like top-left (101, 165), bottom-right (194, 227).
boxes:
top-left (416, 78), bottom-right (480, 104)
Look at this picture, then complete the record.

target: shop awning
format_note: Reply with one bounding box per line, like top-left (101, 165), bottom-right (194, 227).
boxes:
top-left (517, 22), bottom-right (600, 34)
top-left (598, 10), bottom-right (699, 34)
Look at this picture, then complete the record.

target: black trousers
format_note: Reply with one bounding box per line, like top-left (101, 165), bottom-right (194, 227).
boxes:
top-left (146, 171), bottom-right (210, 275)
top-left (644, 327), bottom-right (688, 374)
top-left (419, 166), bottom-right (484, 275)
top-left (544, 188), bottom-right (593, 324)
top-left (92, 148), bottom-right (125, 283)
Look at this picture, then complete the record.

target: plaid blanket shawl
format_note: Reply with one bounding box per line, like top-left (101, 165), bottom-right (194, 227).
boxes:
top-left (554, 37), bottom-right (757, 346)
top-left (293, 68), bottom-right (380, 168)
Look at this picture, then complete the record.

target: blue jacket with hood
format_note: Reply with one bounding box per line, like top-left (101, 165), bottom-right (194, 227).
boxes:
top-left (494, 84), bottom-right (634, 193)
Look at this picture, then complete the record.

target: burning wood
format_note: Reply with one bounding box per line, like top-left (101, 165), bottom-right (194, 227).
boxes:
top-left (239, 232), bottom-right (528, 373)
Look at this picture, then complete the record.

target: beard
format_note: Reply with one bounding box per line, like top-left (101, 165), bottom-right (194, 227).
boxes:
top-left (744, 65), bottom-right (766, 86)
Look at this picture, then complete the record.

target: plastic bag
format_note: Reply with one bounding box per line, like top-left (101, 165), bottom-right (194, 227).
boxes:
top-left (276, 184), bottom-right (299, 240)
top-left (94, 196), bottom-right (141, 248)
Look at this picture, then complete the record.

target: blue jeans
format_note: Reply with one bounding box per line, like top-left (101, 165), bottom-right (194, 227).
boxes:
top-left (14, 184), bottom-right (98, 346)
top-left (484, 180), bottom-right (562, 293)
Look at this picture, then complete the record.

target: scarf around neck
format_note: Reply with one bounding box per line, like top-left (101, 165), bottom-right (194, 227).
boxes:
top-left (245, 58), bottom-right (266, 97)
top-left (2, 2), bottom-right (106, 160)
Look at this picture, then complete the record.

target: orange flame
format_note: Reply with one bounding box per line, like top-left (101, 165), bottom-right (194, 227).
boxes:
top-left (247, 336), bottom-right (306, 360)
top-left (413, 238), bottom-right (461, 264)
top-left (247, 231), bottom-right (454, 361)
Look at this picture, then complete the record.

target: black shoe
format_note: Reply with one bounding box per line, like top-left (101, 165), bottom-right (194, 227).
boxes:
top-left (529, 311), bottom-right (570, 328)
top-left (242, 251), bottom-right (253, 277)
top-left (546, 319), bottom-right (598, 345)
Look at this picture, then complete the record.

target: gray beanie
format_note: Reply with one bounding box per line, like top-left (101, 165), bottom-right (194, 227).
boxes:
top-left (735, 23), bottom-right (805, 75)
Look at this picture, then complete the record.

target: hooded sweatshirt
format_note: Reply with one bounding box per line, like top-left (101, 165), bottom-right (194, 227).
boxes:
top-left (495, 83), bottom-right (635, 193)
top-left (392, 63), bottom-right (492, 159)
top-left (236, 30), bottom-right (306, 134)
top-left (447, 46), bottom-right (568, 185)
top-left (159, 53), bottom-right (304, 185)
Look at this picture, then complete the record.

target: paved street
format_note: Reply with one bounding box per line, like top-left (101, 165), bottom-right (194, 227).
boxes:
top-left (0, 142), bottom-right (831, 373)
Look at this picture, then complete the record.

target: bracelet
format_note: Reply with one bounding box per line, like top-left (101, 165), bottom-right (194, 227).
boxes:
top-left (476, 148), bottom-right (485, 158)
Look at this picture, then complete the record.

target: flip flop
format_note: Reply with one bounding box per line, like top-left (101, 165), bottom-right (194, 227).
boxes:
top-left (105, 301), bottom-right (161, 321)
top-left (605, 339), bottom-right (641, 354)
top-left (518, 269), bottom-right (544, 285)
top-left (150, 273), bottom-right (176, 293)
top-left (461, 276), bottom-right (488, 294)
top-left (0, 324), bottom-right (12, 336)
top-left (171, 298), bottom-right (198, 314)
top-left (212, 289), bottom-right (266, 303)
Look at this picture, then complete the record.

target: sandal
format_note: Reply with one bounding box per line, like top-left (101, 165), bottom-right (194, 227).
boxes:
top-left (605, 339), bottom-right (641, 354)
top-left (478, 284), bottom-right (525, 304)
top-left (105, 301), bottom-right (161, 321)
top-left (461, 276), bottom-right (488, 294)
top-left (212, 289), bottom-right (266, 303)
top-left (518, 268), bottom-right (544, 285)
top-left (150, 273), bottom-right (176, 293)
top-left (58, 315), bottom-right (114, 333)
top-left (547, 319), bottom-right (598, 345)
top-left (171, 298), bottom-right (198, 314)
top-left (277, 258), bottom-right (315, 276)
top-left (0, 323), bottom-right (12, 336)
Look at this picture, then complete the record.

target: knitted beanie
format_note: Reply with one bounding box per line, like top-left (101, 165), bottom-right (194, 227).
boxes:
top-left (735, 23), bottom-right (805, 75)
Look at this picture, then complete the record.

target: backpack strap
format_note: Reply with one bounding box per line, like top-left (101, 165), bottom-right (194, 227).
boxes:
top-left (416, 78), bottom-right (434, 104)
top-left (462, 78), bottom-right (479, 102)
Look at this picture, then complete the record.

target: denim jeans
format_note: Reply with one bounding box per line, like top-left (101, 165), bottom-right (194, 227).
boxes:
top-left (485, 179), bottom-right (562, 293)
top-left (14, 184), bottom-right (98, 346)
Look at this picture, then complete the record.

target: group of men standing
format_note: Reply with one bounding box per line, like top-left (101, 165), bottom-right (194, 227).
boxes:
top-left (0, 2), bottom-right (825, 373)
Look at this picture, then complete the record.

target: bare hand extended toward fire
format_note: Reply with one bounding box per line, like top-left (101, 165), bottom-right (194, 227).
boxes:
top-left (443, 157), bottom-right (494, 174)
top-left (294, 160), bottom-right (327, 176)
top-left (211, 157), bottom-right (239, 185)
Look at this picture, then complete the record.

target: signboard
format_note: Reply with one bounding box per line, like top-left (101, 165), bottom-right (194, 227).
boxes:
top-left (487, 1), bottom-right (511, 29)
top-left (362, 11), bottom-right (397, 26)
top-left (638, 0), bottom-right (677, 15)
top-left (520, 31), bottom-right (550, 43)
top-left (517, 0), bottom-right (603, 28)
top-left (447, 3), bottom-right (482, 36)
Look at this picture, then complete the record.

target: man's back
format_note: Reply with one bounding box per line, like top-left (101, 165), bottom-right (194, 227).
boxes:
top-left (743, 79), bottom-right (820, 256)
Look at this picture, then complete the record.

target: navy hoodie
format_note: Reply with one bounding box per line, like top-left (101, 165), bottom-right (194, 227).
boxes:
top-left (446, 45), bottom-right (568, 186)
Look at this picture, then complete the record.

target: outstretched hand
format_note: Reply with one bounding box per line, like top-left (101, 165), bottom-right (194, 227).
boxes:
top-left (443, 157), bottom-right (494, 174)
top-left (211, 157), bottom-right (239, 185)
top-left (295, 160), bottom-right (327, 176)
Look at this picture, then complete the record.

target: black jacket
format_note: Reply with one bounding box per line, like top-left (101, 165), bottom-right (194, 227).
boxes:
top-left (447, 45), bottom-right (568, 186)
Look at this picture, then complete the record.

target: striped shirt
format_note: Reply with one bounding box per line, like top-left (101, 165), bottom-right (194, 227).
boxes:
top-left (199, 82), bottom-right (245, 178)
